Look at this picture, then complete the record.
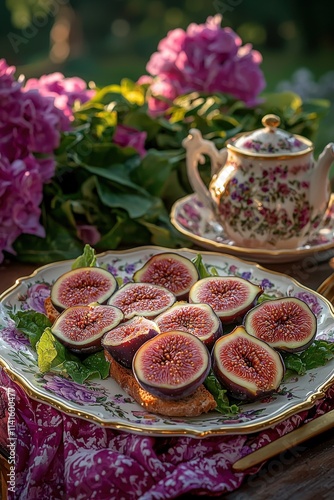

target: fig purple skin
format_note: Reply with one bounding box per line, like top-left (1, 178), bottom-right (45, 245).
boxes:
top-left (107, 282), bottom-right (176, 320)
top-left (132, 330), bottom-right (211, 400)
top-left (212, 326), bottom-right (285, 402)
top-left (155, 302), bottom-right (223, 350)
top-left (51, 267), bottom-right (118, 312)
top-left (51, 304), bottom-right (124, 354)
top-left (133, 252), bottom-right (199, 299)
top-left (189, 276), bottom-right (263, 324)
top-left (243, 297), bottom-right (317, 353)
top-left (102, 316), bottom-right (160, 369)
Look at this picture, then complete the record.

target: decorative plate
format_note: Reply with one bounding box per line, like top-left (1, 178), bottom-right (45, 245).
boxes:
top-left (170, 194), bottom-right (334, 264)
top-left (1, 246), bottom-right (334, 438)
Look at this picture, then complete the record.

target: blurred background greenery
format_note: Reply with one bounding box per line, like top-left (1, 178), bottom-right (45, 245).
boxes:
top-left (1, 0), bottom-right (334, 148)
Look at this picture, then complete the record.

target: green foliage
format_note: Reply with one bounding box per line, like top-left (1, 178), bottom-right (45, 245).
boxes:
top-left (283, 340), bottom-right (334, 378)
top-left (13, 81), bottom-right (329, 264)
top-left (71, 243), bottom-right (97, 269)
top-left (11, 309), bottom-right (110, 383)
top-left (204, 372), bottom-right (239, 415)
top-left (10, 310), bottom-right (52, 348)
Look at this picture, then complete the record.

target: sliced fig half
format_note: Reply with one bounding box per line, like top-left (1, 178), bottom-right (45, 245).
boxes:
top-left (212, 326), bottom-right (285, 402)
top-left (51, 267), bottom-right (118, 311)
top-left (132, 330), bottom-right (211, 400)
top-left (133, 252), bottom-right (199, 299)
top-left (51, 304), bottom-right (124, 354)
top-left (102, 316), bottom-right (160, 368)
top-left (155, 302), bottom-right (222, 350)
top-left (244, 297), bottom-right (317, 352)
top-left (189, 276), bottom-right (263, 323)
top-left (107, 282), bottom-right (176, 320)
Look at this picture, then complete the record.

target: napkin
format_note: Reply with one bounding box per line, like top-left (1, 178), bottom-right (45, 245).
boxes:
top-left (1, 368), bottom-right (333, 500)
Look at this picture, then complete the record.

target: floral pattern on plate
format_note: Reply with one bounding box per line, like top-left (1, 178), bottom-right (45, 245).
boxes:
top-left (1, 246), bottom-right (334, 437)
top-left (171, 194), bottom-right (334, 263)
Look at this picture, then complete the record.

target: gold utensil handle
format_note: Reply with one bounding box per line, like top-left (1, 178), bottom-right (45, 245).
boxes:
top-left (317, 272), bottom-right (334, 303)
top-left (232, 409), bottom-right (334, 472)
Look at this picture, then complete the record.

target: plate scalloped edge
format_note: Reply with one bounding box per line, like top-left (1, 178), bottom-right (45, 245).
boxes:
top-left (1, 245), bottom-right (334, 438)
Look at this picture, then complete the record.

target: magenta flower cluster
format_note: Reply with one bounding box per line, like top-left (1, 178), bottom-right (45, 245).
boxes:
top-left (24, 72), bottom-right (95, 130)
top-left (0, 59), bottom-right (93, 263)
top-left (139, 15), bottom-right (266, 115)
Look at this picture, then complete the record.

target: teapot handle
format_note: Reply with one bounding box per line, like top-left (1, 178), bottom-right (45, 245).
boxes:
top-left (182, 129), bottom-right (227, 209)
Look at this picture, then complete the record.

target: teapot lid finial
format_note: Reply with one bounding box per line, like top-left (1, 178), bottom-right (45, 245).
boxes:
top-left (262, 114), bottom-right (280, 130)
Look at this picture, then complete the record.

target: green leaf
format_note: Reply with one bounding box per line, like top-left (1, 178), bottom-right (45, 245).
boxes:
top-left (96, 180), bottom-right (154, 218)
top-left (131, 149), bottom-right (176, 196)
top-left (71, 244), bottom-right (97, 269)
top-left (10, 310), bottom-right (52, 348)
top-left (204, 372), bottom-right (239, 415)
top-left (260, 91), bottom-right (303, 113)
top-left (10, 309), bottom-right (111, 383)
top-left (36, 327), bottom-right (66, 373)
top-left (82, 163), bottom-right (149, 196)
top-left (283, 340), bottom-right (334, 379)
top-left (13, 217), bottom-right (84, 264)
top-left (192, 254), bottom-right (219, 278)
top-left (82, 351), bottom-right (110, 379)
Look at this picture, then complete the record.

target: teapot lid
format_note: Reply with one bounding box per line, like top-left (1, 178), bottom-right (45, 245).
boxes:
top-left (228, 114), bottom-right (313, 156)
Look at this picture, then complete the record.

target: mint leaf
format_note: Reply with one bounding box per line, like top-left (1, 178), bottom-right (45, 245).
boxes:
top-left (71, 244), bottom-right (97, 269)
top-left (204, 371), bottom-right (239, 415)
top-left (10, 310), bottom-right (52, 348)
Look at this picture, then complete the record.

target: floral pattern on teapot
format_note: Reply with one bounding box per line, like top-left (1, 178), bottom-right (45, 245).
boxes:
top-left (211, 156), bottom-right (322, 248)
top-left (183, 114), bottom-right (334, 250)
top-left (242, 137), bottom-right (304, 154)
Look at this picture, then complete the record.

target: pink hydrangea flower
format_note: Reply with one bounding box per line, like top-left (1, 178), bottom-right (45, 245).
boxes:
top-left (113, 124), bottom-right (147, 157)
top-left (0, 59), bottom-right (86, 263)
top-left (140, 15), bottom-right (266, 115)
top-left (0, 154), bottom-right (45, 261)
top-left (24, 72), bottom-right (95, 129)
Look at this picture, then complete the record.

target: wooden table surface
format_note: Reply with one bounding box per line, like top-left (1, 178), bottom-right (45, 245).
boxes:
top-left (1, 254), bottom-right (334, 499)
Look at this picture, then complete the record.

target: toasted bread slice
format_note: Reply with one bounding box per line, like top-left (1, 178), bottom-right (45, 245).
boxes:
top-left (44, 296), bottom-right (60, 323)
top-left (105, 351), bottom-right (217, 417)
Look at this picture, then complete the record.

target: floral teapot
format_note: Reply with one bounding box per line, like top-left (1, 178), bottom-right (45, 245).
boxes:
top-left (183, 114), bottom-right (334, 249)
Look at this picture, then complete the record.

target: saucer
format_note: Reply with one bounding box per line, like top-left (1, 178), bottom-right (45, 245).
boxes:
top-left (170, 193), bottom-right (334, 264)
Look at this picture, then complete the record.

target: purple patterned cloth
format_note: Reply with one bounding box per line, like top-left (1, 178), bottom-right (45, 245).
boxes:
top-left (1, 368), bottom-right (333, 499)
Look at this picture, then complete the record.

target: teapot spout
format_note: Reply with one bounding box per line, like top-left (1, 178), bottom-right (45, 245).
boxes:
top-left (311, 142), bottom-right (334, 214)
top-left (316, 142), bottom-right (334, 178)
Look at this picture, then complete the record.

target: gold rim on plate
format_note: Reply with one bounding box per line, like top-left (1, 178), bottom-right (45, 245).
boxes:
top-left (1, 246), bottom-right (334, 437)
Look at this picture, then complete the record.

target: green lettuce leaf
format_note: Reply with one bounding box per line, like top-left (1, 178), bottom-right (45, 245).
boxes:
top-left (283, 340), bottom-right (334, 378)
top-left (36, 327), bottom-right (68, 373)
top-left (71, 244), bottom-right (97, 269)
top-left (35, 327), bottom-right (110, 383)
top-left (192, 254), bottom-right (219, 278)
top-left (11, 309), bottom-right (110, 383)
top-left (10, 310), bottom-right (52, 348)
top-left (204, 372), bottom-right (239, 415)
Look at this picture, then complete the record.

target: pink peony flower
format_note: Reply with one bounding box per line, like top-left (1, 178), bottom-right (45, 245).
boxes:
top-left (140, 15), bottom-right (266, 115)
top-left (113, 124), bottom-right (147, 157)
